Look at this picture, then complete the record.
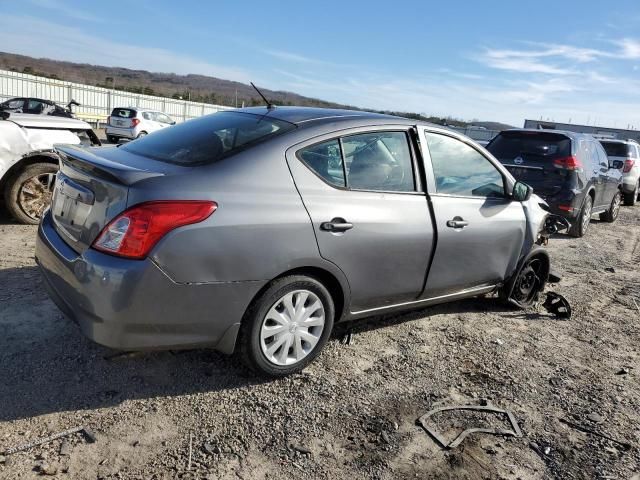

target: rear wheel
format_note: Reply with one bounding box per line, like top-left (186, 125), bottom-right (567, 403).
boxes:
top-left (238, 275), bottom-right (334, 377)
top-left (4, 162), bottom-right (57, 225)
top-left (136, 131), bottom-right (147, 139)
top-left (600, 190), bottom-right (622, 222)
top-left (107, 135), bottom-right (119, 144)
top-left (568, 195), bottom-right (592, 237)
top-left (623, 182), bottom-right (638, 206)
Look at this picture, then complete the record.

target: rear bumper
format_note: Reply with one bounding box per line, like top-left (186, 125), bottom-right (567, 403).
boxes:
top-left (35, 211), bottom-right (265, 353)
top-left (539, 190), bottom-right (584, 221)
top-left (622, 173), bottom-right (639, 193)
top-left (104, 126), bottom-right (137, 139)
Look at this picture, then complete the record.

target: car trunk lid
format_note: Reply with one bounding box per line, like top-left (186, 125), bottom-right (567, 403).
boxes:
top-left (51, 145), bottom-right (169, 253)
top-left (109, 108), bottom-right (137, 128)
top-left (487, 131), bottom-right (573, 197)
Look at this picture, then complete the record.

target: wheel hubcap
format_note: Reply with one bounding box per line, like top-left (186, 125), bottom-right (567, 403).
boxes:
top-left (612, 194), bottom-right (621, 218)
top-left (260, 290), bottom-right (325, 366)
top-left (513, 258), bottom-right (543, 305)
top-left (18, 173), bottom-right (55, 220)
top-left (582, 199), bottom-right (592, 233)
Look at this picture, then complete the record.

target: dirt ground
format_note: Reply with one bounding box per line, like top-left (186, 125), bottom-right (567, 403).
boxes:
top-left (0, 205), bottom-right (639, 480)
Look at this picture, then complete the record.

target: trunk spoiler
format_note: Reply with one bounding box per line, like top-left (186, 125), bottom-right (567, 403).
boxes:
top-left (56, 145), bottom-right (165, 185)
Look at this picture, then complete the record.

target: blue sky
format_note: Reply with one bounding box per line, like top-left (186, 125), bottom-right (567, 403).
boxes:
top-left (2, 0), bottom-right (640, 127)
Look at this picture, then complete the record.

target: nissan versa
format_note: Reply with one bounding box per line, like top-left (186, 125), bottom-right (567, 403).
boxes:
top-left (36, 107), bottom-right (563, 376)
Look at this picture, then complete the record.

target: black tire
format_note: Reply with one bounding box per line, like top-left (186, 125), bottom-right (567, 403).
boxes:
top-left (107, 135), bottom-right (119, 144)
top-left (568, 195), bottom-right (592, 237)
top-left (600, 190), bottom-right (622, 222)
top-left (500, 250), bottom-right (549, 308)
top-left (4, 162), bottom-right (57, 225)
top-left (238, 275), bottom-right (335, 377)
top-left (136, 131), bottom-right (147, 139)
top-left (623, 182), bottom-right (638, 206)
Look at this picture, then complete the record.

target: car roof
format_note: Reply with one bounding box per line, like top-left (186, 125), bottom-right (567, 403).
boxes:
top-left (498, 128), bottom-right (593, 141)
top-left (3, 112), bottom-right (91, 129)
top-left (599, 138), bottom-right (638, 145)
top-left (237, 106), bottom-right (400, 125)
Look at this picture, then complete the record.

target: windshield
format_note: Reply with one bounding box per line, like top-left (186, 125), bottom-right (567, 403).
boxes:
top-left (487, 132), bottom-right (571, 159)
top-left (601, 141), bottom-right (634, 158)
top-left (121, 111), bottom-right (296, 165)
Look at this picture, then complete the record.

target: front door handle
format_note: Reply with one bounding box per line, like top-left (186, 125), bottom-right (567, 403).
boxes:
top-left (320, 218), bottom-right (354, 232)
top-left (446, 217), bottom-right (468, 229)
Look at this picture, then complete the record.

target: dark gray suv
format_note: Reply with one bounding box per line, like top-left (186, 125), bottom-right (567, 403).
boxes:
top-left (487, 129), bottom-right (624, 237)
top-left (36, 107), bottom-right (559, 376)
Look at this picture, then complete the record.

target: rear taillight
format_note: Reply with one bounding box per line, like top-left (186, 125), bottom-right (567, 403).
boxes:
top-left (623, 159), bottom-right (635, 173)
top-left (131, 118), bottom-right (141, 127)
top-left (92, 201), bottom-right (217, 259)
top-left (553, 156), bottom-right (582, 170)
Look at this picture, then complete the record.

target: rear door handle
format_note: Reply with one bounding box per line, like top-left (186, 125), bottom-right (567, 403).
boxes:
top-left (446, 217), bottom-right (468, 229)
top-left (320, 218), bottom-right (353, 232)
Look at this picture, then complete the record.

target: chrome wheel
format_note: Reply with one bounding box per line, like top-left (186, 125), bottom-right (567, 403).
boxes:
top-left (18, 172), bottom-right (55, 220)
top-left (581, 197), bottom-right (592, 234)
top-left (611, 192), bottom-right (621, 219)
top-left (260, 289), bottom-right (325, 366)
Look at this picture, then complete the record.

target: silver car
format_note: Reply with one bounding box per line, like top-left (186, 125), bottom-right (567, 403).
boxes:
top-left (105, 107), bottom-right (175, 143)
top-left (599, 139), bottom-right (640, 206)
top-left (36, 107), bottom-right (559, 376)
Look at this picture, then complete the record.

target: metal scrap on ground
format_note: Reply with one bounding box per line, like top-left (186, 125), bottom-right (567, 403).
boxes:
top-left (542, 292), bottom-right (572, 319)
top-left (418, 404), bottom-right (523, 449)
top-left (1, 427), bottom-right (96, 456)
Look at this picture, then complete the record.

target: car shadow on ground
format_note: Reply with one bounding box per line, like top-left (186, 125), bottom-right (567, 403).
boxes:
top-left (0, 265), bottom-right (551, 422)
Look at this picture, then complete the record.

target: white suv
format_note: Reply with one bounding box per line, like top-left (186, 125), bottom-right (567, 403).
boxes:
top-left (600, 139), bottom-right (640, 206)
top-left (105, 107), bottom-right (175, 143)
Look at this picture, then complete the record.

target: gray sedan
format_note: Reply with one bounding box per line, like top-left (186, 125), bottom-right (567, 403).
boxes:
top-left (36, 107), bottom-right (557, 376)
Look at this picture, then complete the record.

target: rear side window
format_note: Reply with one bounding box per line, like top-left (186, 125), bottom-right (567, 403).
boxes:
top-left (601, 141), bottom-right (635, 158)
top-left (121, 111), bottom-right (295, 165)
top-left (111, 108), bottom-right (137, 119)
top-left (487, 132), bottom-right (571, 160)
top-left (298, 131), bottom-right (415, 192)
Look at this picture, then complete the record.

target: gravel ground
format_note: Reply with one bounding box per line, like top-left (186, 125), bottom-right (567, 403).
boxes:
top-left (0, 206), bottom-right (639, 480)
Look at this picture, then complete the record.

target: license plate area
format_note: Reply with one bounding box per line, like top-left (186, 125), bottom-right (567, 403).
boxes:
top-left (51, 174), bottom-right (94, 241)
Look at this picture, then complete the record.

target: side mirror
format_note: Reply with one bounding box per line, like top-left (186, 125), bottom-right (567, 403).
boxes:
top-left (512, 181), bottom-right (533, 202)
top-left (610, 160), bottom-right (624, 170)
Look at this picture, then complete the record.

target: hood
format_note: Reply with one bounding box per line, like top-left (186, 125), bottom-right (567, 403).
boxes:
top-left (3, 112), bottom-right (91, 130)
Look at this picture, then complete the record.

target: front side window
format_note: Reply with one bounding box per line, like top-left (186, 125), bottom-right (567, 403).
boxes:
top-left (2, 98), bottom-right (25, 110)
top-left (425, 132), bottom-right (505, 198)
top-left (156, 113), bottom-right (173, 124)
top-left (298, 139), bottom-right (345, 187)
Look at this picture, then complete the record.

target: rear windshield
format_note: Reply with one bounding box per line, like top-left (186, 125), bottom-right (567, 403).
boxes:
top-left (487, 132), bottom-right (571, 159)
top-left (121, 111), bottom-right (296, 165)
top-left (601, 141), bottom-right (634, 158)
top-left (111, 108), bottom-right (137, 118)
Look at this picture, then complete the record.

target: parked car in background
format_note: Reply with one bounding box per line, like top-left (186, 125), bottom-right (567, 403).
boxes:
top-left (105, 107), bottom-right (175, 143)
top-left (599, 139), bottom-right (640, 206)
top-left (486, 129), bottom-right (623, 237)
top-left (36, 107), bottom-right (564, 377)
top-left (0, 97), bottom-right (80, 118)
top-left (0, 111), bottom-right (101, 224)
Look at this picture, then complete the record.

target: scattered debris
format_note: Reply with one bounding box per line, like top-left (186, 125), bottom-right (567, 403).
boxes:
top-left (587, 413), bottom-right (604, 424)
top-left (616, 367), bottom-right (630, 375)
top-left (187, 432), bottom-right (193, 471)
top-left (418, 404), bottom-right (523, 449)
top-left (0, 455), bottom-right (6, 464)
top-left (290, 444), bottom-right (312, 455)
top-left (1, 427), bottom-right (96, 456)
top-left (340, 331), bottom-right (354, 346)
top-left (103, 351), bottom-right (143, 361)
top-left (604, 267), bottom-right (616, 273)
top-left (493, 338), bottom-right (504, 346)
top-left (542, 292), bottom-right (572, 319)
top-left (559, 418), bottom-right (632, 451)
top-left (632, 297), bottom-right (640, 316)
top-left (58, 441), bottom-right (71, 456)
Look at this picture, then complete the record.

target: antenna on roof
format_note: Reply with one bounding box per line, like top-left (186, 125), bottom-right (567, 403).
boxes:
top-left (250, 82), bottom-right (275, 110)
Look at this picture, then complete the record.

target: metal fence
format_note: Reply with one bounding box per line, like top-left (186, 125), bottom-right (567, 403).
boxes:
top-left (0, 69), bottom-right (233, 126)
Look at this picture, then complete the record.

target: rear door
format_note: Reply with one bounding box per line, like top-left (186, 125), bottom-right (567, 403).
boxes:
top-left (286, 127), bottom-right (434, 312)
top-left (418, 129), bottom-right (526, 297)
top-left (486, 131), bottom-right (573, 199)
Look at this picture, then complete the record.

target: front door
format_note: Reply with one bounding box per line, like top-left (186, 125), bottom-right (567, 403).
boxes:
top-left (417, 129), bottom-right (527, 297)
top-left (286, 128), bottom-right (434, 312)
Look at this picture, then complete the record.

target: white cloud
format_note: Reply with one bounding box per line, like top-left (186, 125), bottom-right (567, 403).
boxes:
top-left (25, 0), bottom-right (101, 23)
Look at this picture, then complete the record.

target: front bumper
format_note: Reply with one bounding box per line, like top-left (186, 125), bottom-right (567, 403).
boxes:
top-left (35, 211), bottom-right (265, 353)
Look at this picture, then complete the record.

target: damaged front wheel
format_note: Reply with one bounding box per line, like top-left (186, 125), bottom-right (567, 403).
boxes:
top-left (501, 250), bottom-right (549, 309)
